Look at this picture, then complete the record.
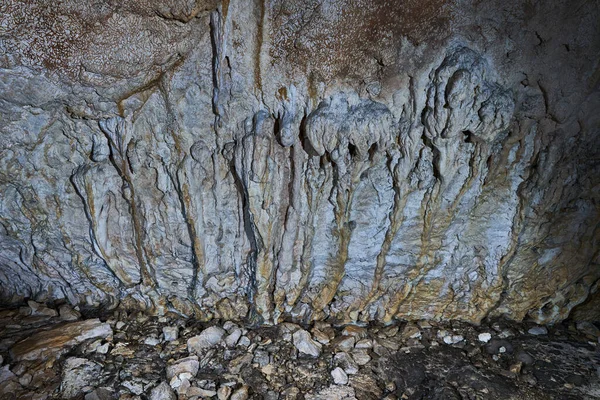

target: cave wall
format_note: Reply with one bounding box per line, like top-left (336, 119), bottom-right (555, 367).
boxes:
top-left (1, 0), bottom-right (599, 324)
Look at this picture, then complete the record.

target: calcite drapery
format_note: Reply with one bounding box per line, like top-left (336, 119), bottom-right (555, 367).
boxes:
top-left (0, 0), bottom-right (599, 324)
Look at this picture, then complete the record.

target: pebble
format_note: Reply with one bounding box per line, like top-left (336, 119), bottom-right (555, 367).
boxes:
top-left (442, 334), bottom-right (464, 345)
top-left (401, 323), bottom-right (422, 340)
top-left (528, 326), bottom-right (548, 336)
top-left (60, 357), bottom-right (102, 399)
top-left (355, 338), bottom-right (373, 348)
top-left (478, 332), bottom-right (492, 343)
top-left (218, 385), bottom-right (232, 400)
top-left (334, 352), bottom-right (359, 374)
top-left (144, 337), bottom-right (160, 346)
top-left (166, 356), bottom-right (199, 380)
top-left (149, 383), bottom-right (176, 400)
top-left (341, 325), bottom-right (368, 340)
top-left (238, 335), bottom-right (251, 348)
top-left (162, 326), bottom-right (178, 342)
top-left (187, 387), bottom-right (217, 397)
top-left (292, 329), bottom-right (322, 357)
top-left (351, 349), bottom-right (371, 366)
top-left (188, 326), bottom-right (226, 353)
top-left (331, 367), bottom-right (348, 385)
top-left (332, 335), bottom-right (355, 352)
top-left (225, 328), bottom-right (242, 348)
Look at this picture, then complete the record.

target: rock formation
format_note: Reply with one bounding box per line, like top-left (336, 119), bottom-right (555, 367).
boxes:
top-left (1, 0), bottom-right (599, 325)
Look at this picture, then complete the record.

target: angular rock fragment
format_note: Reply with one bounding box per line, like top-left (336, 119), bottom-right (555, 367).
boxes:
top-left (150, 382), bottom-right (176, 400)
top-left (60, 357), bottom-right (102, 399)
top-left (10, 319), bottom-right (112, 361)
top-left (331, 367), bottom-right (349, 385)
top-left (188, 326), bottom-right (226, 353)
top-left (292, 329), bottom-right (322, 357)
top-left (166, 356), bottom-right (199, 380)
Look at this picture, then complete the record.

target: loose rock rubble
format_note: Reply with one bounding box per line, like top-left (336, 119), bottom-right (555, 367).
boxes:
top-left (0, 302), bottom-right (599, 399)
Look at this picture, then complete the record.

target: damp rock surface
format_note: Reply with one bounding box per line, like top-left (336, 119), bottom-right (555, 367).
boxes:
top-left (0, 310), bottom-right (598, 399)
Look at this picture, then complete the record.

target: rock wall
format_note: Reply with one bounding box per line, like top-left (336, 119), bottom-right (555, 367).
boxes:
top-left (1, 0), bottom-right (599, 324)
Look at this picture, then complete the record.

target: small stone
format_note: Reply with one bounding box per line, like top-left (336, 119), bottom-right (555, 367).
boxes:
top-left (162, 326), bottom-right (178, 342)
top-left (401, 323), bottom-right (421, 340)
top-left (261, 364), bottom-right (276, 376)
top-left (498, 346), bottom-right (506, 353)
top-left (225, 328), bottom-right (242, 348)
top-left (238, 336), bottom-right (251, 348)
top-left (381, 325), bottom-right (400, 337)
top-left (341, 325), bottom-right (368, 340)
top-left (292, 329), bottom-right (322, 357)
top-left (96, 342), bottom-right (110, 354)
top-left (223, 321), bottom-right (237, 332)
top-left (311, 328), bottom-right (332, 345)
top-left (187, 387), bottom-right (217, 397)
top-left (59, 304), bottom-right (81, 321)
top-left (253, 349), bottom-right (270, 367)
top-left (279, 323), bottom-right (301, 342)
top-left (378, 338), bottom-right (400, 350)
top-left (122, 380), bottom-right (145, 395)
top-left (442, 334), bottom-right (464, 345)
top-left (528, 326), bottom-right (548, 335)
top-left (351, 349), bottom-right (371, 366)
top-left (218, 385), bottom-right (232, 400)
top-left (169, 376), bottom-right (182, 389)
top-left (166, 356), bottom-right (199, 380)
top-left (331, 367), bottom-right (348, 385)
top-left (417, 320), bottom-right (433, 329)
top-left (229, 353), bottom-right (253, 374)
top-left (18, 373), bottom-right (32, 386)
top-left (334, 352), bottom-right (359, 374)
top-left (355, 339), bottom-right (372, 348)
top-left (231, 385), bottom-right (249, 400)
top-left (478, 332), bottom-right (492, 343)
top-left (188, 326), bottom-right (226, 353)
top-left (144, 337), bottom-right (160, 346)
top-left (116, 321), bottom-right (126, 330)
top-left (332, 335), bottom-right (355, 352)
top-left (176, 378), bottom-right (191, 396)
top-left (60, 357), bottom-right (102, 399)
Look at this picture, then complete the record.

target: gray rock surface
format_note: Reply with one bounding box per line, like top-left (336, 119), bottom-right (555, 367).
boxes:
top-left (292, 329), bottom-right (322, 357)
top-left (60, 357), bottom-right (102, 399)
top-left (0, 0), bottom-right (599, 325)
top-left (187, 326), bottom-right (225, 353)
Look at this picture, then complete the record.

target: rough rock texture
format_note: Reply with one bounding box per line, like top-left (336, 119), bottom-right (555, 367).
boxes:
top-left (0, 310), bottom-right (599, 399)
top-left (0, 0), bottom-right (599, 324)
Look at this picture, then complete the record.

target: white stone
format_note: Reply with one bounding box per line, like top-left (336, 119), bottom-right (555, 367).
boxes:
top-left (528, 326), bottom-right (548, 335)
top-left (162, 326), bottom-right (178, 342)
top-left (166, 356), bottom-right (199, 380)
top-left (478, 332), bottom-right (492, 343)
top-left (443, 334), bottom-right (464, 345)
top-left (331, 367), bottom-right (349, 385)
top-left (188, 326), bottom-right (226, 353)
top-left (238, 336), bottom-right (251, 348)
top-left (225, 328), bottom-right (242, 348)
top-left (144, 337), bottom-right (160, 346)
top-left (292, 329), bottom-right (322, 357)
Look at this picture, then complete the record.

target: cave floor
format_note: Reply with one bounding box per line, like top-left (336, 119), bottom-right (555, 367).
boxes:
top-left (0, 305), bottom-right (599, 400)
